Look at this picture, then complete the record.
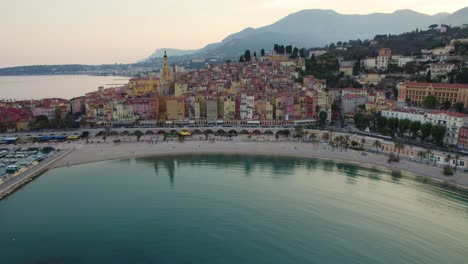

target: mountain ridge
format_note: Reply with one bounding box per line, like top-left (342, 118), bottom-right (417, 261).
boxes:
top-left (145, 7), bottom-right (467, 60)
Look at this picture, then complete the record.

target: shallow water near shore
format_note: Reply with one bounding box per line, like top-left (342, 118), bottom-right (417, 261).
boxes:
top-left (1, 154), bottom-right (468, 264)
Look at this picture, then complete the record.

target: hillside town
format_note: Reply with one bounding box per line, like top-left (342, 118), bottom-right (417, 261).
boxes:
top-left (1, 31), bottom-right (468, 154)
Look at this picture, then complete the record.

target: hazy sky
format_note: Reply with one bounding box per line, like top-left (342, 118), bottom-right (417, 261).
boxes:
top-left (1, 0), bottom-right (466, 67)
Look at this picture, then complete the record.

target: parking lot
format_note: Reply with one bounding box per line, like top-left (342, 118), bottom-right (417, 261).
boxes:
top-left (0, 147), bottom-right (52, 182)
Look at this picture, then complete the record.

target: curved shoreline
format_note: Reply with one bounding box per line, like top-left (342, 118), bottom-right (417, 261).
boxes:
top-left (50, 141), bottom-right (468, 191)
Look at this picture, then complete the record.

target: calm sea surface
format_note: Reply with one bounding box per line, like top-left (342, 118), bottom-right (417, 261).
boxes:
top-left (1, 155), bottom-right (468, 264)
top-left (0, 75), bottom-right (130, 100)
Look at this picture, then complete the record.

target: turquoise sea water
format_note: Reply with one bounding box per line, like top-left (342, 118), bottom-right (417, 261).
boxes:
top-left (1, 155), bottom-right (468, 264)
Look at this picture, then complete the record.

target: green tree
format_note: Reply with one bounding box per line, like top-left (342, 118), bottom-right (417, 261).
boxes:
top-left (387, 117), bottom-right (399, 137)
top-left (260, 49), bottom-right (265, 57)
top-left (423, 95), bottom-right (437, 109)
top-left (239, 55), bottom-right (245, 62)
top-left (454, 154), bottom-right (460, 171)
top-left (244, 50), bottom-right (251, 61)
top-left (426, 70), bottom-right (432, 82)
top-left (279, 45), bottom-right (285, 54)
top-left (456, 68), bottom-right (468, 83)
top-left (441, 100), bottom-right (452, 110)
top-left (377, 116), bottom-right (387, 132)
top-left (425, 148), bottom-right (433, 165)
top-left (398, 119), bottom-right (411, 137)
top-left (273, 44), bottom-right (279, 54)
top-left (319, 111), bottom-right (328, 127)
top-left (81, 131), bottom-right (90, 143)
top-left (431, 125), bottom-right (446, 145)
top-left (455, 102), bottom-right (464, 113)
top-left (135, 131), bottom-right (143, 142)
top-left (409, 121), bottom-right (421, 139)
top-left (285, 45), bottom-right (293, 54)
top-left (420, 123), bottom-right (432, 141)
top-left (417, 151), bottom-right (426, 163)
top-left (373, 140), bottom-right (382, 152)
top-left (33, 115), bottom-right (50, 130)
top-left (354, 112), bottom-right (369, 130)
top-left (394, 139), bottom-right (405, 159)
top-left (322, 132), bottom-right (330, 142)
top-left (300, 48), bottom-right (306, 58)
top-left (429, 24), bottom-right (438, 30)
top-left (294, 125), bottom-right (304, 137)
top-left (292, 47), bottom-right (299, 58)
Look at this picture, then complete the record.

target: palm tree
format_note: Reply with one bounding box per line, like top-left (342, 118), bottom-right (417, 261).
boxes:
top-left (446, 154), bottom-right (452, 166)
top-left (360, 138), bottom-right (366, 150)
top-left (373, 140), bottom-right (382, 152)
top-left (454, 154), bottom-right (460, 172)
top-left (417, 151), bottom-right (426, 163)
top-left (322, 132), bottom-right (330, 143)
top-left (309, 132), bottom-right (317, 147)
top-left (425, 148), bottom-right (433, 166)
top-left (394, 139), bottom-right (405, 159)
top-left (334, 135), bottom-right (343, 151)
top-left (344, 135), bottom-right (350, 150)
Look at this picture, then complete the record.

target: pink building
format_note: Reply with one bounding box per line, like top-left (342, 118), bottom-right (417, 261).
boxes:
top-left (32, 107), bottom-right (56, 120)
top-left (128, 96), bottom-right (159, 120)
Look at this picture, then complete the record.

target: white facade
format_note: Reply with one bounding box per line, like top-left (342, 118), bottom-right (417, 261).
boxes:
top-left (362, 58), bottom-right (376, 69)
top-left (112, 103), bottom-right (138, 123)
top-left (398, 57), bottom-right (415, 67)
top-left (376, 56), bottom-right (389, 69)
top-left (381, 109), bottom-right (427, 123)
top-left (381, 108), bottom-right (468, 146)
top-left (426, 112), bottom-right (468, 146)
top-left (240, 93), bottom-right (254, 120)
top-left (32, 107), bottom-right (56, 120)
top-left (429, 63), bottom-right (456, 78)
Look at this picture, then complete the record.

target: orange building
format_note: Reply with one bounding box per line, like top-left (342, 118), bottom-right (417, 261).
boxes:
top-left (398, 82), bottom-right (468, 107)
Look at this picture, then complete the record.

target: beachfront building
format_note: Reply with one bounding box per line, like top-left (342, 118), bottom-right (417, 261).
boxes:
top-left (220, 95), bottom-right (236, 120)
top-left (240, 93), bottom-right (255, 120)
top-left (381, 108), bottom-right (468, 146)
top-left (128, 96), bottom-right (159, 120)
top-left (381, 108), bottom-right (427, 123)
top-left (165, 97), bottom-right (185, 121)
top-left (206, 98), bottom-right (218, 122)
top-left (0, 107), bottom-right (32, 132)
top-left (112, 103), bottom-right (138, 123)
top-left (32, 107), bottom-right (56, 120)
top-left (426, 111), bottom-right (468, 146)
top-left (397, 82), bottom-right (468, 107)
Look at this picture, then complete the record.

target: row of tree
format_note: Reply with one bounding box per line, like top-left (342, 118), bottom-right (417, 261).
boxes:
top-left (29, 114), bottom-right (80, 130)
top-left (354, 113), bottom-right (447, 145)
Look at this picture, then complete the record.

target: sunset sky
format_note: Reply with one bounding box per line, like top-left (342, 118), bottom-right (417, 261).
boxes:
top-left (1, 0), bottom-right (466, 67)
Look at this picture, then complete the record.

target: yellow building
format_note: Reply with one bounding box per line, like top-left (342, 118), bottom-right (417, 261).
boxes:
top-left (339, 66), bottom-right (354, 76)
top-left (127, 78), bottom-right (160, 97)
top-left (174, 82), bottom-right (188, 97)
top-left (221, 96), bottom-right (236, 120)
top-left (165, 97), bottom-right (185, 120)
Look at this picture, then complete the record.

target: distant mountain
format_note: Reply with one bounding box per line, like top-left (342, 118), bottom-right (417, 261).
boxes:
top-left (147, 48), bottom-right (198, 59)
top-left (145, 7), bottom-right (468, 60)
top-left (442, 7), bottom-right (468, 26)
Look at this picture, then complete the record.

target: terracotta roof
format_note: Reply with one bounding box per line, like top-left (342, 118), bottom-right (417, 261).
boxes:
top-left (402, 82), bottom-right (468, 89)
top-left (428, 111), bottom-right (468, 118)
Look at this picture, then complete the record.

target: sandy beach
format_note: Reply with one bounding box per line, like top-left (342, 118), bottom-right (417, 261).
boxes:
top-left (49, 139), bottom-right (468, 189)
